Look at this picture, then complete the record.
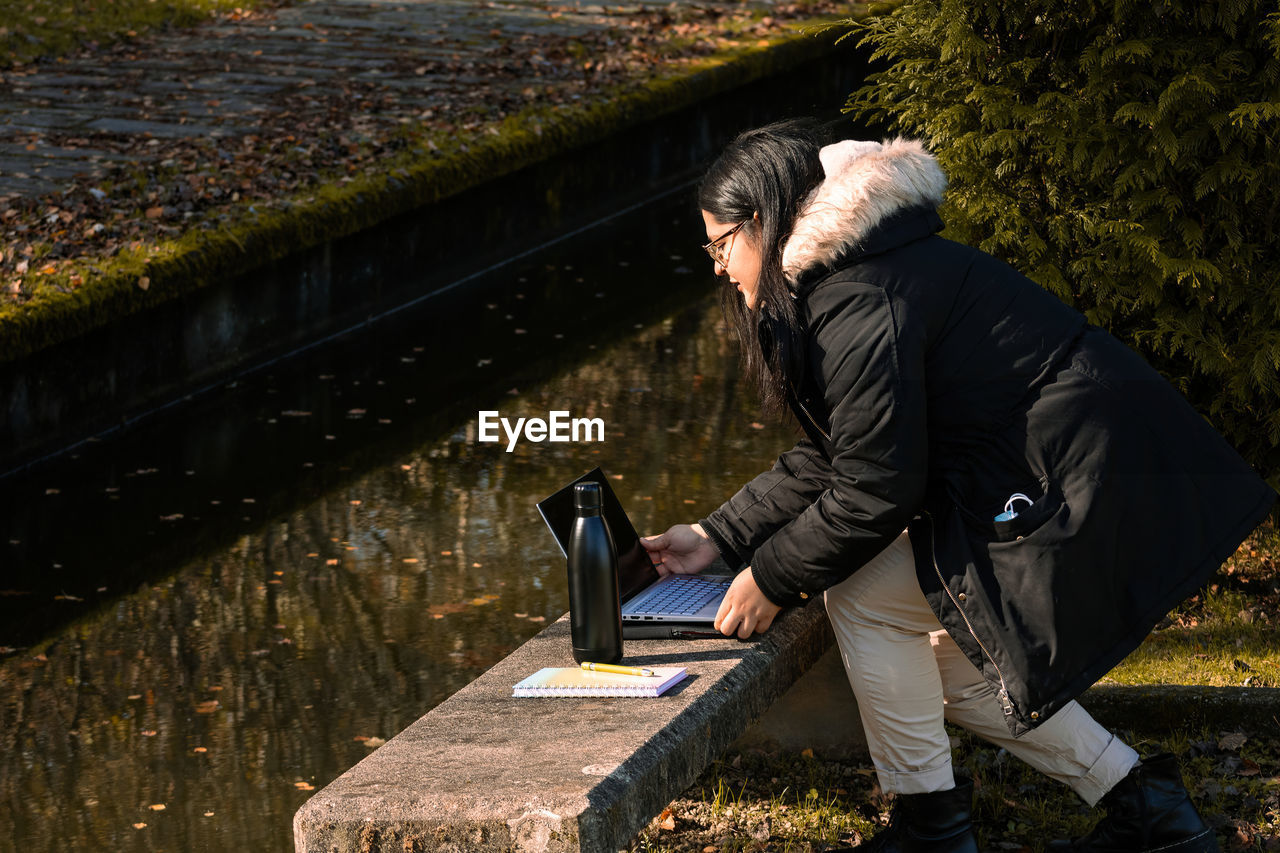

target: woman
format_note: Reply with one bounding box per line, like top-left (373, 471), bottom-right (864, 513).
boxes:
top-left (641, 121), bottom-right (1275, 853)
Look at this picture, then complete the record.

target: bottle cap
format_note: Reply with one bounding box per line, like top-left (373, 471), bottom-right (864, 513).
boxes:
top-left (574, 482), bottom-right (602, 510)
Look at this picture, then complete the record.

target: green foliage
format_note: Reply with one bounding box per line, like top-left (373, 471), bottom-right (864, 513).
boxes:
top-left (843, 0), bottom-right (1280, 481)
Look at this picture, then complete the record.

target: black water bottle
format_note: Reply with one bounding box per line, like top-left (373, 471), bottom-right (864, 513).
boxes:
top-left (566, 482), bottom-right (623, 664)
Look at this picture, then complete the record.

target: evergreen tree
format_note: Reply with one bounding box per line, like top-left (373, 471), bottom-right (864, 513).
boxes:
top-left (843, 0), bottom-right (1280, 481)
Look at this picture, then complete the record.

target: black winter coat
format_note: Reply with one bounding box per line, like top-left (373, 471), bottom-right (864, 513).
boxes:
top-left (699, 140), bottom-right (1275, 735)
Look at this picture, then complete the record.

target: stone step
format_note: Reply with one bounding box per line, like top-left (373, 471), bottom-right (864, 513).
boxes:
top-left (293, 602), bottom-right (836, 853)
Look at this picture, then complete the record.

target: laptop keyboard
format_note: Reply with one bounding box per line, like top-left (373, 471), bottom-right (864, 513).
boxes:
top-left (628, 576), bottom-right (723, 616)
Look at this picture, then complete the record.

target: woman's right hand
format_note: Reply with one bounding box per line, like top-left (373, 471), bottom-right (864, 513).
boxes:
top-left (641, 523), bottom-right (719, 577)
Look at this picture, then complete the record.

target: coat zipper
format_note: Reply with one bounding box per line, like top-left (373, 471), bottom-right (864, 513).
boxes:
top-left (795, 395), bottom-right (832, 442)
top-left (921, 509), bottom-right (1016, 719)
top-left (783, 374), bottom-right (832, 443)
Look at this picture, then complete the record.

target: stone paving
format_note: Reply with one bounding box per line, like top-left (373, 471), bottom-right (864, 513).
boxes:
top-left (0, 0), bottom-right (849, 201)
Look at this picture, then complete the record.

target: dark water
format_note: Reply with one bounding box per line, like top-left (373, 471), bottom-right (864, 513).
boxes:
top-left (0, 190), bottom-right (798, 852)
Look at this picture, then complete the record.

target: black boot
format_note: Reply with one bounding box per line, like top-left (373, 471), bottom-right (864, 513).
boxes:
top-left (833, 778), bottom-right (979, 852)
top-left (1048, 753), bottom-right (1219, 852)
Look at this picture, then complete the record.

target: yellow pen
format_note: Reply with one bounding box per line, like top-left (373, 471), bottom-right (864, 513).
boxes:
top-left (580, 661), bottom-right (656, 677)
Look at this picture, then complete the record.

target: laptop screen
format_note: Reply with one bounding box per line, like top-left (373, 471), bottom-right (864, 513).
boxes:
top-left (536, 467), bottom-right (660, 604)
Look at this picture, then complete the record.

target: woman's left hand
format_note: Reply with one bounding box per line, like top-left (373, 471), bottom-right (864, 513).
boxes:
top-left (714, 567), bottom-right (782, 639)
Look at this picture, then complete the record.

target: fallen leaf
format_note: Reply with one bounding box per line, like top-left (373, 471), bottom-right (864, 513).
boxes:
top-left (137, 276), bottom-right (150, 290)
top-left (194, 700), bottom-right (219, 714)
top-left (1219, 732), bottom-right (1248, 751)
top-left (657, 808), bottom-right (676, 831)
top-left (149, 804), bottom-right (165, 811)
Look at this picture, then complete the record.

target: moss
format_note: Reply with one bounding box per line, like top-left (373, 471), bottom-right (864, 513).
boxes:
top-left (0, 5), bottom-right (876, 364)
top-left (1, 0), bottom-right (292, 69)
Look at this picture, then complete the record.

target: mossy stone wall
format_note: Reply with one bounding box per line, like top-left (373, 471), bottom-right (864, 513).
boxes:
top-left (0, 36), bottom-right (873, 469)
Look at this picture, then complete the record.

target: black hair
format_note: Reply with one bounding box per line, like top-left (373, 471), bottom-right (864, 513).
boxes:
top-left (697, 119), bottom-right (826, 416)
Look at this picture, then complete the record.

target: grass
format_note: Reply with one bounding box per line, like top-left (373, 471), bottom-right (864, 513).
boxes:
top-left (631, 722), bottom-right (1280, 852)
top-left (1105, 521), bottom-right (1280, 688)
top-left (0, 0), bottom-right (288, 67)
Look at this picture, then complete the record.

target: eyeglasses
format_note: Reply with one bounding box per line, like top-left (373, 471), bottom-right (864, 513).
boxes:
top-left (702, 220), bottom-right (749, 268)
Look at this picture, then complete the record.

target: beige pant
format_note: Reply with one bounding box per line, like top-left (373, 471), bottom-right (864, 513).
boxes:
top-left (824, 531), bottom-right (1138, 805)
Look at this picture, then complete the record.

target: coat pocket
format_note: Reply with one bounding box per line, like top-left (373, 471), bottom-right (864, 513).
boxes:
top-left (951, 477), bottom-right (1062, 544)
top-left (990, 480), bottom-right (1062, 543)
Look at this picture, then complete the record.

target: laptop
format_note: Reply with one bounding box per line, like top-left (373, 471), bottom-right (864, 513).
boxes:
top-left (537, 467), bottom-right (733, 639)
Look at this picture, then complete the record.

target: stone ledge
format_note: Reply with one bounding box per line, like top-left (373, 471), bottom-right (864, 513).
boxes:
top-left (1078, 683), bottom-right (1280, 734)
top-left (732, 646), bottom-right (866, 759)
top-left (294, 604), bottom-right (1278, 852)
top-left (293, 601), bottom-right (834, 853)
top-left (733, 664), bottom-right (1280, 761)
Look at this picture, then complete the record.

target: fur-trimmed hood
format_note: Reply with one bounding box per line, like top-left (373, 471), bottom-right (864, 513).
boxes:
top-left (781, 138), bottom-right (947, 283)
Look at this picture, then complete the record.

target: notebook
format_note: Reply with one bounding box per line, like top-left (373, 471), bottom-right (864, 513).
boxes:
top-left (513, 666), bottom-right (687, 697)
top-left (536, 468), bottom-right (733, 630)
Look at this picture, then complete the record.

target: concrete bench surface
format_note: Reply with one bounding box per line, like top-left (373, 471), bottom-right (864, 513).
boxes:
top-left (293, 599), bottom-right (834, 853)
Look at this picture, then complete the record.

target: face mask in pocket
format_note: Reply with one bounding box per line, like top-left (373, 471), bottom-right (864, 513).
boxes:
top-left (994, 493), bottom-right (1034, 522)
top-left (991, 486), bottom-right (1062, 542)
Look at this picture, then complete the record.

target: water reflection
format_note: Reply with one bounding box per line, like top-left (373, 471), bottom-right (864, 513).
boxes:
top-left (0, 201), bottom-right (800, 851)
